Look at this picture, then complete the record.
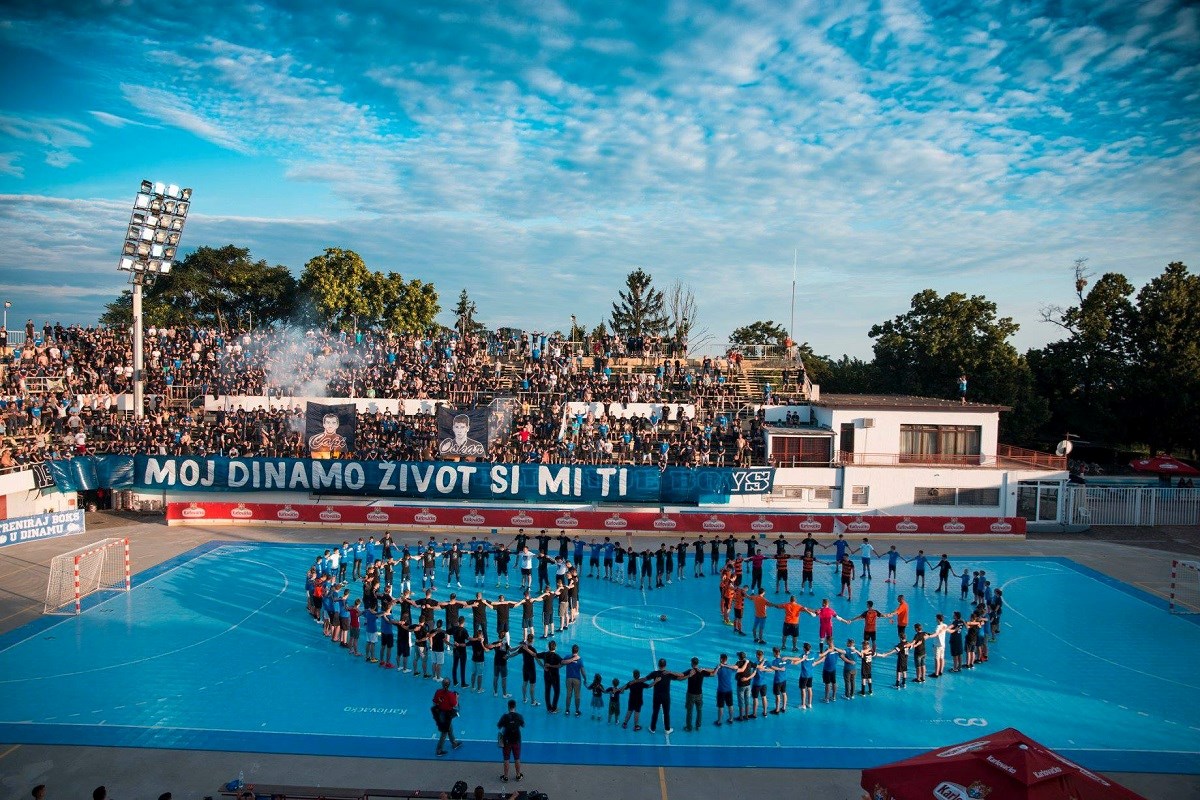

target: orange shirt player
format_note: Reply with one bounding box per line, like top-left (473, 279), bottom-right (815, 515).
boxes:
top-left (772, 595), bottom-right (815, 652)
top-left (309, 413), bottom-right (348, 459)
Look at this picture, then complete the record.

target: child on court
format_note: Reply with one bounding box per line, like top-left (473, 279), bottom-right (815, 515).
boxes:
top-left (588, 673), bottom-right (606, 720)
top-left (606, 677), bottom-right (622, 723)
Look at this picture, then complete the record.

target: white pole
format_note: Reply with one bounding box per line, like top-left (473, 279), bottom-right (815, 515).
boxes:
top-left (790, 249), bottom-right (797, 346)
top-left (132, 282), bottom-right (145, 419)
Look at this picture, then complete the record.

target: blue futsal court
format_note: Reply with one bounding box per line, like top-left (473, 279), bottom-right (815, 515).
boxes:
top-left (1, 541), bottom-right (1198, 774)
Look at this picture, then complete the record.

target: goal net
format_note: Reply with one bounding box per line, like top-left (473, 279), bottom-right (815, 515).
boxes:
top-left (1169, 560), bottom-right (1200, 614)
top-left (45, 537), bottom-right (130, 614)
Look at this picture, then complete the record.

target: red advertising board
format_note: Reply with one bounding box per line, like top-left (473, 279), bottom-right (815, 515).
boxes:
top-left (167, 502), bottom-right (1025, 535)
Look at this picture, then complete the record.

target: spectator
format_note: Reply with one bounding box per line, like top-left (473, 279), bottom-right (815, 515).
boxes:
top-left (432, 678), bottom-right (463, 756)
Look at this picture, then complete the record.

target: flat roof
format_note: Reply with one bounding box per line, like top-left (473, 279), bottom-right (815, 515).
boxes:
top-left (812, 393), bottom-right (1010, 412)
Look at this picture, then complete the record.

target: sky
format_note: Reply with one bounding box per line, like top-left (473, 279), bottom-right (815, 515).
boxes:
top-left (0, 0), bottom-right (1197, 358)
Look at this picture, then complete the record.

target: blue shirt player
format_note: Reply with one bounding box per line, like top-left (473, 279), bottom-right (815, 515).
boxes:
top-left (912, 550), bottom-right (928, 589)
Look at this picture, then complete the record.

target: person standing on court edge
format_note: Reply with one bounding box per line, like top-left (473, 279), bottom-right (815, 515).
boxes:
top-left (497, 698), bottom-right (525, 783)
top-left (432, 678), bottom-right (464, 756)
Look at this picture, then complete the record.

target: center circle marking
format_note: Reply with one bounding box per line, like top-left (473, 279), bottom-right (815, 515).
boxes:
top-left (591, 604), bottom-right (706, 641)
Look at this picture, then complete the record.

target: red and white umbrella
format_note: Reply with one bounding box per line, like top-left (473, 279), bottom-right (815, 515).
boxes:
top-left (1128, 456), bottom-right (1199, 476)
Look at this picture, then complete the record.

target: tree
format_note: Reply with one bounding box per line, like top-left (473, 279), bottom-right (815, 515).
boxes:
top-left (666, 280), bottom-right (713, 354)
top-left (868, 290), bottom-right (1046, 442)
top-left (1128, 262), bottom-right (1200, 456)
top-left (1034, 262), bottom-right (1138, 445)
top-left (100, 245), bottom-right (297, 329)
top-left (609, 269), bottom-right (668, 338)
top-left (820, 355), bottom-right (877, 394)
top-left (298, 248), bottom-right (439, 333)
top-left (728, 319), bottom-right (790, 357)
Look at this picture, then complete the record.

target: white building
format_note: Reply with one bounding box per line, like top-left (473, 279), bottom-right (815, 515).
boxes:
top-left (737, 394), bottom-right (1068, 524)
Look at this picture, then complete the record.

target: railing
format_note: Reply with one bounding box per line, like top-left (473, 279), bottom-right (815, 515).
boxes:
top-left (1067, 486), bottom-right (1200, 526)
top-left (998, 443), bottom-right (1067, 470)
top-left (837, 451), bottom-right (991, 467)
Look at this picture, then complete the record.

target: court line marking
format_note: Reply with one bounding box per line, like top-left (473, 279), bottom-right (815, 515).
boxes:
top-left (0, 557), bottom-right (290, 683)
top-left (659, 766), bottom-right (668, 800)
top-left (0, 744), bottom-right (19, 760)
top-left (0, 543), bottom-right (232, 653)
top-left (1000, 574), bottom-right (1200, 691)
top-left (0, 719), bottom-right (1196, 754)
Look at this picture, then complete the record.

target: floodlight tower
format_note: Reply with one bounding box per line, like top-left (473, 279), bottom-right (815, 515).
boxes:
top-left (116, 180), bottom-right (192, 418)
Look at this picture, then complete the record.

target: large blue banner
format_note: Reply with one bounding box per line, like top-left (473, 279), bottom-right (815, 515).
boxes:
top-left (0, 510), bottom-right (86, 549)
top-left (46, 456), bottom-right (774, 505)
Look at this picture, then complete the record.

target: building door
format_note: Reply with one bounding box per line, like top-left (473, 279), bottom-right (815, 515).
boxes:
top-left (839, 423), bottom-right (854, 458)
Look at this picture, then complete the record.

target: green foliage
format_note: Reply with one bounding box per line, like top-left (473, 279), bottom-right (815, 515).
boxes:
top-left (728, 320), bottom-right (790, 356)
top-left (1128, 262), bottom-right (1200, 455)
top-left (868, 290), bottom-right (1046, 442)
top-left (100, 245), bottom-right (298, 329)
top-left (1033, 271), bottom-right (1137, 445)
top-left (297, 248), bottom-right (440, 333)
top-left (820, 355), bottom-right (878, 394)
top-left (609, 269), bottom-right (668, 337)
top-left (453, 289), bottom-right (488, 338)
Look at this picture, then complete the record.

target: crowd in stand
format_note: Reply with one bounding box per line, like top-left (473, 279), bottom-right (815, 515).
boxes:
top-left (0, 323), bottom-right (769, 470)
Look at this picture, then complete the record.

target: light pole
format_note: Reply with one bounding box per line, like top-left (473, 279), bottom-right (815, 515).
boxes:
top-left (117, 180), bottom-right (192, 418)
top-left (3, 300), bottom-right (9, 330)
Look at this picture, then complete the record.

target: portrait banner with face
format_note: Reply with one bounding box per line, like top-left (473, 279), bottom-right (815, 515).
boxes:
top-left (305, 402), bottom-right (356, 459)
top-left (436, 407), bottom-right (489, 459)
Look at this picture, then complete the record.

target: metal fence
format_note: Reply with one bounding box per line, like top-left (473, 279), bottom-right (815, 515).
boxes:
top-left (1066, 486), bottom-right (1200, 526)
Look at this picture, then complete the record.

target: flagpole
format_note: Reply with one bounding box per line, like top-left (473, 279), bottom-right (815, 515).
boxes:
top-left (790, 249), bottom-right (797, 346)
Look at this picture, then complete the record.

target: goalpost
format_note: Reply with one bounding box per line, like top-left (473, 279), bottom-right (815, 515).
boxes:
top-left (1169, 560), bottom-right (1200, 614)
top-left (44, 537), bottom-right (131, 614)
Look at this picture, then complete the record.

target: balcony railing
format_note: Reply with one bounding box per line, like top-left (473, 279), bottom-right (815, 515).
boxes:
top-left (837, 451), bottom-right (990, 467)
top-left (997, 443), bottom-right (1067, 470)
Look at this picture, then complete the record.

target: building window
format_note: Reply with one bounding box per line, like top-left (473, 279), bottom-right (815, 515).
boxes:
top-left (957, 487), bottom-right (1001, 506)
top-left (900, 425), bottom-right (982, 465)
top-left (915, 487), bottom-right (1001, 506)
top-left (915, 487), bottom-right (957, 505)
top-left (851, 485), bottom-right (869, 505)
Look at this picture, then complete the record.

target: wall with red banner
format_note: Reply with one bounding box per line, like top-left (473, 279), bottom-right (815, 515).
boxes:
top-left (166, 501), bottom-right (1025, 535)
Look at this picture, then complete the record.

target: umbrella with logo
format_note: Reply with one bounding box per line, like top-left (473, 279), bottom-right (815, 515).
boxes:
top-left (1128, 455), bottom-right (1199, 476)
top-left (860, 728), bottom-right (1148, 800)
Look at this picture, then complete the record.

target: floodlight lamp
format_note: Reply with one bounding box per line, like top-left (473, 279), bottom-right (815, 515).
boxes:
top-left (147, 259), bottom-right (164, 273)
top-left (145, 214), bottom-right (159, 227)
top-left (140, 180), bottom-right (153, 193)
top-left (149, 198), bottom-right (162, 213)
top-left (167, 184), bottom-right (180, 198)
top-left (150, 244), bottom-right (164, 258)
top-left (152, 230), bottom-right (167, 244)
top-left (159, 261), bottom-right (173, 274)
top-left (154, 181), bottom-right (166, 195)
top-left (180, 188), bottom-right (192, 201)
top-left (137, 242), bottom-right (152, 257)
top-left (124, 226), bottom-right (140, 242)
top-left (119, 257), bottom-right (136, 271)
top-left (163, 200), bottom-right (176, 215)
top-left (175, 200), bottom-right (189, 218)
top-left (166, 232), bottom-right (180, 246)
top-left (169, 218), bottom-right (184, 231)
top-left (134, 194), bottom-right (150, 209)
top-left (139, 227), bottom-right (154, 241)
top-left (123, 242), bottom-right (137, 255)
top-left (162, 245), bottom-right (177, 260)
